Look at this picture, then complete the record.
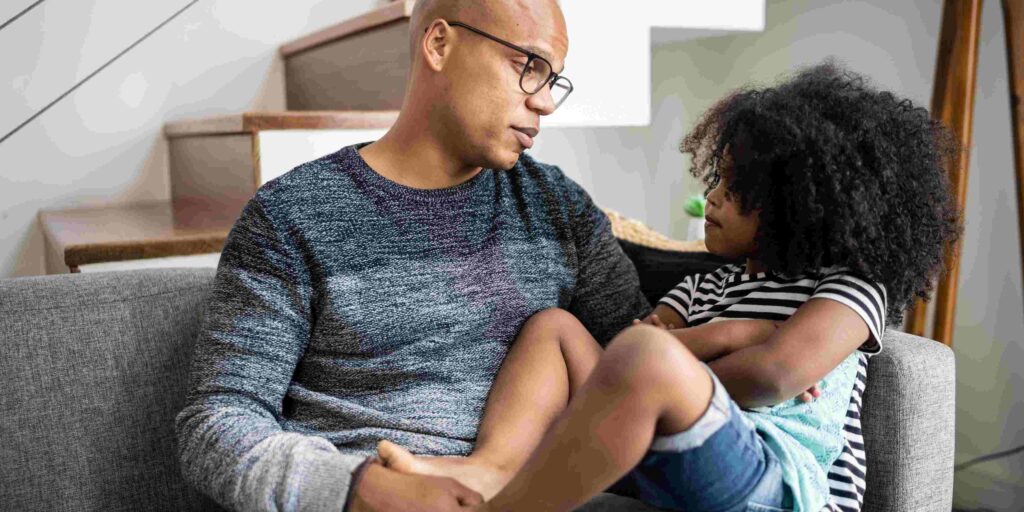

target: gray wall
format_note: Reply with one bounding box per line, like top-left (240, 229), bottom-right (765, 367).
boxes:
top-left (1, 0), bottom-right (1020, 507)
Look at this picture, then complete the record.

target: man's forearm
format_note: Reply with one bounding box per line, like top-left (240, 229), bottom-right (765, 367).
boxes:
top-left (176, 398), bottom-right (364, 512)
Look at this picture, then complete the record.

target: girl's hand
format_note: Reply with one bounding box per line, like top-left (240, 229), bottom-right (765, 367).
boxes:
top-left (633, 314), bottom-right (675, 330)
top-left (798, 384), bottom-right (822, 403)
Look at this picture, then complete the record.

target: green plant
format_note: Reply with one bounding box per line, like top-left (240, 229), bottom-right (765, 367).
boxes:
top-left (683, 195), bottom-right (706, 218)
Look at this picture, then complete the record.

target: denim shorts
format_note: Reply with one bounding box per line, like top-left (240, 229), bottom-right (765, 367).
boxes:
top-left (607, 363), bottom-right (795, 512)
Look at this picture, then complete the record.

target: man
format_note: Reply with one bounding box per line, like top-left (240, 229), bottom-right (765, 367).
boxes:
top-left (174, 0), bottom-right (651, 510)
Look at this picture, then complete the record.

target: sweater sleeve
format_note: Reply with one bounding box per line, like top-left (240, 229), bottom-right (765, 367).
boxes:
top-left (562, 178), bottom-right (652, 345)
top-left (174, 197), bottom-right (365, 512)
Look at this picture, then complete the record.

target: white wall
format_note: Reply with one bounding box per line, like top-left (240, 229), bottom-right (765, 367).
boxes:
top-left (0, 0), bottom-right (380, 277)
top-left (1, 0), bottom-right (1020, 507)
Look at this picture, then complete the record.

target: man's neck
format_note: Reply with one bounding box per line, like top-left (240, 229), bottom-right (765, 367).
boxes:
top-left (359, 118), bottom-right (484, 190)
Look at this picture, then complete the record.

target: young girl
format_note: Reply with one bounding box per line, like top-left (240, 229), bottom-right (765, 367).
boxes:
top-left (375, 62), bottom-right (961, 511)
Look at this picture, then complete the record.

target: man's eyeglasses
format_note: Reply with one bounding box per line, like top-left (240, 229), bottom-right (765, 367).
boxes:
top-left (439, 21), bottom-right (574, 110)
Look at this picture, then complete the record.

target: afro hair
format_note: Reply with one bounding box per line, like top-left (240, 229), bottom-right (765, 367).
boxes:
top-left (681, 60), bottom-right (962, 323)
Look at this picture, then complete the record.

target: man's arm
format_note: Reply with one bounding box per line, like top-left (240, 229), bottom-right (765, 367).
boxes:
top-left (562, 179), bottom-right (652, 345)
top-left (174, 198), bottom-right (365, 512)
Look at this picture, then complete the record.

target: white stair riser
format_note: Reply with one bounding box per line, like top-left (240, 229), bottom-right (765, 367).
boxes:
top-left (168, 128), bottom-right (390, 214)
top-left (259, 129), bottom-right (388, 184)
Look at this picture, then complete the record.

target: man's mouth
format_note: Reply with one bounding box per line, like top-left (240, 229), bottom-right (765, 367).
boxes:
top-left (512, 126), bottom-right (538, 149)
top-left (705, 214), bottom-right (721, 228)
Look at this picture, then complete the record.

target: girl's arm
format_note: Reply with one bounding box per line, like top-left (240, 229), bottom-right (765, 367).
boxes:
top-left (638, 306), bottom-right (747, 360)
top-left (637, 304), bottom-right (687, 329)
top-left (637, 313), bottom-right (823, 403)
top-left (637, 310), bottom-right (782, 363)
top-left (707, 298), bottom-right (869, 408)
top-left (669, 320), bottom-right (780, 361)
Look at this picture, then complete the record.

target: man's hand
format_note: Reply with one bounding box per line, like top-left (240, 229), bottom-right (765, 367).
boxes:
top-left (348, 462), bottom-right (483, 512)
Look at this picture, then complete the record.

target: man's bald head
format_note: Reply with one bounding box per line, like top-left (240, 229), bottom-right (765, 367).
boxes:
top-left (408, 0), bottom-right (564, 60)
top-left (397, 0), bottom-right (568, 172)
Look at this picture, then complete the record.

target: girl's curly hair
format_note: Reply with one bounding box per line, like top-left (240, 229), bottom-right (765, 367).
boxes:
top-left (681, 61), bottom-right (962, 323)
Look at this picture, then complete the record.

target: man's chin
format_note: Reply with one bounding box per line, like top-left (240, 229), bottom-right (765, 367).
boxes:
top-left (484, 149), bottom-right (523, 171)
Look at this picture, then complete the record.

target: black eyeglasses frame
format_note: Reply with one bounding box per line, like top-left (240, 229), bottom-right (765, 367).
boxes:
top-left (426, 20), bottom-right (574, 107)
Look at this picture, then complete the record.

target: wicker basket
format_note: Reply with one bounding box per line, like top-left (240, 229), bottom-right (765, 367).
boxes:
top-left (603, 209), bottom-right (706, 253)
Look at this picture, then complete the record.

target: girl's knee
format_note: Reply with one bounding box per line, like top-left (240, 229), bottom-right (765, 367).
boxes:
top-left (600, 325), bottom-right (701, 390)
top-left (608, 324), bottom-right (688, 358)
top-left (522, 308), bottom-right (584, 334)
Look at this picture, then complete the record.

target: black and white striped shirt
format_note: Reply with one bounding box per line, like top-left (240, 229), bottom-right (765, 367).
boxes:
top-left (658, 264), bottom-right (885, 512)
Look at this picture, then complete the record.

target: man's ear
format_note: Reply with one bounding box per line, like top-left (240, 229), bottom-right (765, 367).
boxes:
top-left (421, 19), bottom-right (453, 72)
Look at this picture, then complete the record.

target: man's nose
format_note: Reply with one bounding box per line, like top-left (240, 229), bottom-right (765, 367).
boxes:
top-left (525, 84), bottom-right (557, 116)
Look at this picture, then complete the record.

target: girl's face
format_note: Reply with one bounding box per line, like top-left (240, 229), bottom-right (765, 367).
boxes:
top-left (703, 162), bottom-right (760, 260)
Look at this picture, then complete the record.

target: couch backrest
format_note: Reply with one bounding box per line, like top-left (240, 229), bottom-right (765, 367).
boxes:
top-left (0, 268), bottom-right (223, 512)
top-left (0, 268), bottom-right (954, 511)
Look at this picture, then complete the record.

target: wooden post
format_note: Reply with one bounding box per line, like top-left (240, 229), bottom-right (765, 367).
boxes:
top-left (905, 0), bottom-right (983, 346)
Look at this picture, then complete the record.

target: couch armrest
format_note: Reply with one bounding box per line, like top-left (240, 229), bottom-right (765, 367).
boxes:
top-left (862, 330), bottom-right (955, 511)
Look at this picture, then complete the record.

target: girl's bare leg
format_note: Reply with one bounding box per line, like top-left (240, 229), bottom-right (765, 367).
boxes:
top-left (378, 308), bottom-right (603, 499)
top-left (481, 324), bottom-right (715, 512)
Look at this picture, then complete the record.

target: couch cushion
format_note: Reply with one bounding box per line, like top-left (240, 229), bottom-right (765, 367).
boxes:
top-left (617, 240), bottom-right (736, 306)
top-left (0, 268), bottom-right (223, 511)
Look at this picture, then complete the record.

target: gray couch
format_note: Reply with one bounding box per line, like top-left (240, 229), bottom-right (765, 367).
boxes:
top-left (1, 268), bottom-right (955, 511)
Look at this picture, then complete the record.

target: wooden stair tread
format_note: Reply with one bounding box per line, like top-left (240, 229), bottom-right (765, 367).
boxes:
top-left (39, 200), bottom-right (242, 269)
top-left (279, 0), bottom-right (415, 57)
top-left (164, 110), bottom-right (399, 137)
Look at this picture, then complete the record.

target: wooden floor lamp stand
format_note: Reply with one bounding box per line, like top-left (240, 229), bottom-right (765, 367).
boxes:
top-left (906, 0), bottom-right (1024, 346)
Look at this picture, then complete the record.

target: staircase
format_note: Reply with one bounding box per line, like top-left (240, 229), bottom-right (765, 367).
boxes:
top-left (39, 0), bottom-right (762, 273)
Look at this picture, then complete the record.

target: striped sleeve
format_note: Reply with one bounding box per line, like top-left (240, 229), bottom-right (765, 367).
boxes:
top-left (812, 270), bottom-right (887, 354)
top-left (657, 274), bottom-right (698, 324)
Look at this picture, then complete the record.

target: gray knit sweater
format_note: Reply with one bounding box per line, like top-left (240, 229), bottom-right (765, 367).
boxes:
top-left (174, 143), bottom-right (651, 511)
